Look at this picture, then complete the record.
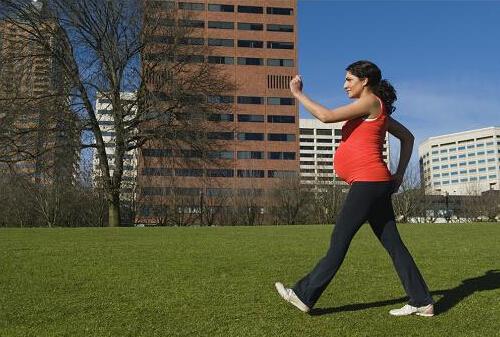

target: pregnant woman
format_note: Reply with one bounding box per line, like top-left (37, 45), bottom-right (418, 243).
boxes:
top-left (275, 60), bottom-right (434, 317)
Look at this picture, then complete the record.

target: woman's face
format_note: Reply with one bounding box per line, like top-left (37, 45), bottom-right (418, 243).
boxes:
top-left (343, 72), bottom-right (367, 99)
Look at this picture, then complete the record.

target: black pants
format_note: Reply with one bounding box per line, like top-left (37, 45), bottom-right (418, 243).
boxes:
top-left (293, 181), bottom-right (433, 308)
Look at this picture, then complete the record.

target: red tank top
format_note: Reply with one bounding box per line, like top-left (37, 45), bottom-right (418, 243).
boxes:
top-left (333, 97), bottom-right (392, 184)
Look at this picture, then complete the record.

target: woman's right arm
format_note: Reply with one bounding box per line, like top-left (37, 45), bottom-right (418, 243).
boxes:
top-left (387, 117), bottom-right (415, 191)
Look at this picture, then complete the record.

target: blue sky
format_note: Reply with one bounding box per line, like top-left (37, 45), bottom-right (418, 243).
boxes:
top-left (296, 0), bottom-right (500, 166)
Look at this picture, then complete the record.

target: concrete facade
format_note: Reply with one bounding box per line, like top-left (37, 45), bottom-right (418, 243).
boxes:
top-left (419, 126), bottom-right (500, 195)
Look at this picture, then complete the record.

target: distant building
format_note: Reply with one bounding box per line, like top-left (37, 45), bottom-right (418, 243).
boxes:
top-left (92, 92), bottom-right (138, 203)
top-left (299, 118), bottom-right (390, 186)
top-left (418, 126), bottom-right (500, 195)
top-left (0, 0), bottom-right (79, 185)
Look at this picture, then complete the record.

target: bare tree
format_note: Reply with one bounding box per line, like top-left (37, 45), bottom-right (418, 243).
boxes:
top-left (1, 0), bottom-right (235, 226)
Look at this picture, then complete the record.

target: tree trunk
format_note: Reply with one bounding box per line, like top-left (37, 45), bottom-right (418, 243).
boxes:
top-left (108, 194), bottom-right (121, 227)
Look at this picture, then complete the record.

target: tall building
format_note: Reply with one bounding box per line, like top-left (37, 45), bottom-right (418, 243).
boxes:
top-left (299, 118), bottom-right (391, 186)
top-left (0, 0), bottom-right (79, 185)
top-left (138, 0), bottom-right (298, 222)
top-left (419, 126), bottom-right (500, 195)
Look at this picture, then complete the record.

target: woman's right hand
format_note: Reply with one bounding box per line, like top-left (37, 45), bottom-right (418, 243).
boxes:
top-left (289, 75), bottom-right (303, 97)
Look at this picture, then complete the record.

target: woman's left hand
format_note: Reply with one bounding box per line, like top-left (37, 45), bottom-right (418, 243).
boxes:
top-left (289, 75), bottom-right (303, 97)
top-left (391, 173), bottom-right (404, 193)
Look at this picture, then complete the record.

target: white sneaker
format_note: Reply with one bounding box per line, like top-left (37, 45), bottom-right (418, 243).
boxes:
top-left (274, 282), bottom-right (310, 313)
top-left (389, 304), bottom-right (434, 317)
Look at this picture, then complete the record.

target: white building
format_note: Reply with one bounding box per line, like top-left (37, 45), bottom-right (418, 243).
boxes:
top-left (92, 92), bottom-right (138, 199)
top-left (299, 118), bottom-right (390, 185)
top-left (418, 126), bottom-right (500, 196)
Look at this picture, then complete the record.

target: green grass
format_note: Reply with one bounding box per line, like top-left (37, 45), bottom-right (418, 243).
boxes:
top-left (1, 223), bottom-right (499, 337)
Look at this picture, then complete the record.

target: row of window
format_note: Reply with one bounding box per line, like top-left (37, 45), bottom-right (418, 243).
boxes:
top-left (433, 166), bottom-right (497, 177)
top-left (433, 175), bottom-right (497, 186)
top-left (432, 159), bottom-right (498, 170)
top-left (300, 138), bottom-right (341, 144)
top-left (149, 93), bottom-right (295, 105)
top-left (208, 114), bottom-right (295, 123)
top-left (430, 150), bottom-right (499, 162)
top-left (207, 96), bottom-right (295, 105)
top-left (141, 168), bottom-right (296, 178)
top-left (150, 36), bottom-right (294, 49)
top-left (426, 140), bottom-right (500, 156)
top-left (151, 2), bottom-right (294, 15)
top-left (143, 149), bottom-right (296, 160)
top-left (164, 20), bottom-right (294, 32)
top-left (300, 128), bottom-right (342, 136)
top-left (147, 55), bottom-right (294, 67)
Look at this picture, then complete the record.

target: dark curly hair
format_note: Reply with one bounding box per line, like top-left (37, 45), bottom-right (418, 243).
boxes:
top-left (346, 60), bottom-right (397, 114)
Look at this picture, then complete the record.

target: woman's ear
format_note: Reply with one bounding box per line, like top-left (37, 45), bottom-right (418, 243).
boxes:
top-left (362, 78), bottom-right (369, 87)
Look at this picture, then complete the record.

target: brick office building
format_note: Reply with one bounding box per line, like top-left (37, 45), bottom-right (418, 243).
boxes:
top-left (137, 0), bottom-right (299, 223)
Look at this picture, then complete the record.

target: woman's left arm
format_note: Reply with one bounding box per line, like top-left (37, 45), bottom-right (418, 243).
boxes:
top-left (290, 75), bottom-right (371, 123)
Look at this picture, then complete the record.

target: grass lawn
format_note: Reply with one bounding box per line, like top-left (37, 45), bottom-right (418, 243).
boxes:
top-left (1, 223), bottom-right (499, 337)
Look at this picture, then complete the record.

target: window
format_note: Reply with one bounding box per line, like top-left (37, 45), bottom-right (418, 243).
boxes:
top-left (179, 2), bottom-right (204, 10)
top-left (268, 170), bottom-right (296, 178)
top-left (440, 149), bottom-right (447, 153)
top-left (238, 22), bottom-right (263, 31)
top-left (477, 143), bottom-right (485, 147)
top-left (431, 150), bottom-right (439, 154)
top-left (143, 149), bottom-right (173, 157)
top-left (267, 58), bottom-right (294, 67)
top-left (237, 151), bottom-right (264, 159)
top-left (207, 56), bottom-right (234, 64)
top-left (175, 169), bottom-right (204, 177)
top-left (317, 129), bottom-right (332, 136)
top-left (450, 155), bottom-right (457, 160)
top-left (207, 95), bottom-right (234, 104)
top-left (268, 115), bottom-right (295, 123)
top-left (237, 57), bottom-right (263, 65)
top-left (266, 7), bottom-right (293, 15)
top-left (238, 5), bottom-right (263, 14)
top-left (300, 128), bottom-right (314, 135)
top-left (467, 144), bottom-right (475, 149)
top-left (458, 154), bottom-right (466, 158)
top-left (237, 96), bottom-right (264, 104)
top-left (208, 21), bottom-right (234, 29)
top-left (207, 188), bottom-right (233, 197)
top-left (267, 24), bottom-right (293, 32)
top-left (468, 160), bottom-right (476, 165)
top-left (469, 169), bottom-right (477, 173)
top-left (207, 132), bottom-right (234, 140)
top-left (469, 152), bottom-right (476, 157)
top-left (179, 20), bottom-right (204, 28)
top-left (441, 165), bottom-right (448, 169)
top-left (460, 170), bottom-right (467, 174)
top-left (207, 151), bottom-right (234, 159)
top-left (237, 133), bottom-right (264, 141)
top-left (237, 170), bottom-right (265, 178)
top-left (206, 169), bottom-right (234, 177)
top-left (208, 4), bottom-right (234, 12)
top-left (238, 40), bottom-right (263, 48)
top-left (208, 38), bottom-right (234, 47)
top-left (268, 133), bottom-right (295, 141)
top-left (238, 114), bottom-right (264, 122)
top-left (450, 163), bottom-right (457, 168)
top-left (176, 54), bottom-right (204, 63)
top-left (180, 37), bottom-right (204, 45)
top-left (477, 151), bottom-right (485, 155)
top-left (267, 41), bottom-right (294, 49)
top-left (458, 146), bottom-right (466, 150)
top-left (208, 113), bottom-right (234, 122)
top-left (317, 139), bottom-right (332, 143)
top-left (300, 138), bottom-right (314, 143)
top-left (300, 146), bottom-right (314, 150)
top-left (268, 152), bottom-right (296, 160)
top-left (267, 97), bottom-right (295, 105)
top-left (317, 146), bottom-right (333, 151)
top-left (460, 178), bottom-right (468, 182)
